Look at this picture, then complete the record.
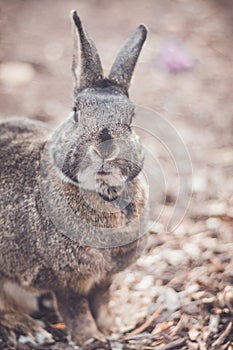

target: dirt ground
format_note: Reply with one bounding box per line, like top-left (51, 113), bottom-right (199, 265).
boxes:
top-left (0, 0), bottom-right (233, 349)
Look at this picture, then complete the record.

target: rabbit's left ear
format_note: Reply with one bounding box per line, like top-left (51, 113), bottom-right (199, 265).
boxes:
top-left (109, 25), bottom-right (147, 94)
top-left (71, 10), bottom-right (103, 94)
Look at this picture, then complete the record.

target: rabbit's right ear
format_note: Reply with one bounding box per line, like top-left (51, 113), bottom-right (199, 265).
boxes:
top-left (109, 25), bottom-right (147, 94)
top-left (71, 10), bottom-right (103, 94)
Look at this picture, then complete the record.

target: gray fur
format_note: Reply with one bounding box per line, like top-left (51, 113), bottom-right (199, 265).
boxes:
top-left (0, 11), bottom-right (148, 345)
top-left (109, 24), bottom-right (147, 92)
top-left (71, 10), bottom-right (104, 93)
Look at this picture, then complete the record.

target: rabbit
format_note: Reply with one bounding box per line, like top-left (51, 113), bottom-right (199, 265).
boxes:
top-left (0, 10), bottom-right (148, 346)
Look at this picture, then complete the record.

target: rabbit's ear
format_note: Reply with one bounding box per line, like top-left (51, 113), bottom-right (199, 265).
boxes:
top-left (108, 25), bottom-right (147, 93)
top-left (71, 10), bottom-right (103, 93)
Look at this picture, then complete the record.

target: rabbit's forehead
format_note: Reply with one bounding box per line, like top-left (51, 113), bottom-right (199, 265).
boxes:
top-left (75, 92), bottom-right (135, 125)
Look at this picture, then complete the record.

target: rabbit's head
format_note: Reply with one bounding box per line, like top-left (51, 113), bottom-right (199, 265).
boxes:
top-left (50, 11), bottom-right (147, 202)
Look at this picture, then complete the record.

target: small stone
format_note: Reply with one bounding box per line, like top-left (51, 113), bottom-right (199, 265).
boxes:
top-left (18, 335), bottom-right (37, 345)
top-left (188, 328), bottom-right (200, 341)
top-left (192, 174), bottom-right (207, 193)
top-left (110, 341), bottom-right (124, 350)
top-left (161, 248), bottom-right (187, 265)
top-left (157, 287), bottom-right (180, 312)
top-left (208, 201), bottom-right (227, 216)
top-left (186, 284), bottom-right (200, 295)
top-left (206, 217), bottom-right (222, 230)
top-left (134, 275), bottom-right (154, 291)
top-left (137, 254), bottom-right (160, 268)
top-left (218, 286), bottom-right (233, 312)
top-left (183, 242), bottom-right (201, 259)
top-left (208, 314), bottom-right (220, 334)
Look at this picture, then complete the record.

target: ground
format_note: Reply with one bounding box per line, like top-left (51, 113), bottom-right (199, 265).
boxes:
top-left (0, 0), bottom-right (232, 349)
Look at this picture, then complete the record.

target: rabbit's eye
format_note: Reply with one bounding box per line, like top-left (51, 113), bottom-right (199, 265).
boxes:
top-left (73, 106), bottom-right (79, 122)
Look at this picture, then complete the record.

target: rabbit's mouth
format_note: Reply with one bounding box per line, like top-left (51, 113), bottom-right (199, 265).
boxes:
top-left (97, 170), bottom-right (111, 176)
top-left (77, 164), bottom-right (126, 200)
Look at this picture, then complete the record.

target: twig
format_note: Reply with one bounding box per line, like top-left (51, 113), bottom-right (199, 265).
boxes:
top-left (124, 308), bottom-right (162, 339)
top-left (169, 314), bottom-right (188, 337)
top-left (51, 322), bottom-right (66, 330)
top-left (212, 321), bottom-right (232, 347)
top-left (155, 337), bottom-right (186, 350)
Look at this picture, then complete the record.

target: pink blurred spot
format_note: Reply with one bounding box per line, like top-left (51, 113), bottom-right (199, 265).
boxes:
top-left (158, 40), bottom-right (196, 73)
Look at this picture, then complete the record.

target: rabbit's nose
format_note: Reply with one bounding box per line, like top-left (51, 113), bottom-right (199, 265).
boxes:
top-left (90, 141), bottom-right (119, 161)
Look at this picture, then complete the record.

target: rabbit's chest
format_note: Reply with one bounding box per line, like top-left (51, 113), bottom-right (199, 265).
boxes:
top-left (38, 242), bottom-right (110, 290)
top-left (55, 267), bottom-right (104, 294)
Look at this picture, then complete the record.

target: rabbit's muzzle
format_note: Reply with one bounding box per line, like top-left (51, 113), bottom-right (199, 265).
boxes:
top-left (90, 141), bottom-right (119, 162)
top-left (77, 152), bottom-right (126, 200)
top-left (76, 137), bottom-right (142, 202)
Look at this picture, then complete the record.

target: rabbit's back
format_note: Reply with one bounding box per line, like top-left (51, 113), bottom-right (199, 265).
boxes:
top-left (0, 118), bottom-right (51, 279)
top-left (0, 118), bottom-right (51, 201)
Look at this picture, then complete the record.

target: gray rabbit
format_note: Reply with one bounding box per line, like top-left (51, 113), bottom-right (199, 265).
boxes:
top-left (0, 10), bottom-right (148, 346)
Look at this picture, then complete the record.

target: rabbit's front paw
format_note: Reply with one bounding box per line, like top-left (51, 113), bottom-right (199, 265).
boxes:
top-left (95, 305), bottom-right (118, 335)
top-left (55, 290), bottom-right (106, 346)
top-left (68, 320), bottom-right (106, 346)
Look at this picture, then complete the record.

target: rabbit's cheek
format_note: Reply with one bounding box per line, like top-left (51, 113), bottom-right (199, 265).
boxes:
top-left (77, 167), bottom-right (99, 191)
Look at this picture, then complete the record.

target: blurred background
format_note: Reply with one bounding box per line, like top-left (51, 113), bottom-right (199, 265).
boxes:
top-left (0, 0), bottom-right (232, 348)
